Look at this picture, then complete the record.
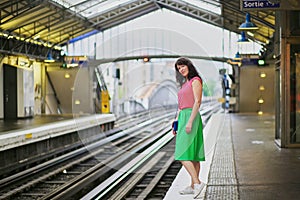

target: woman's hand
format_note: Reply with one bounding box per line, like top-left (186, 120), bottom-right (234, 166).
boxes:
top-left (186, 121), bottom-right (192, 133)
top-left (172, 129), bottom-right (177, 136)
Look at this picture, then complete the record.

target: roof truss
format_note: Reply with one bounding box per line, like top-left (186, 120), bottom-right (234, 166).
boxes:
top-left (0, 0), bottom-right (276, 58)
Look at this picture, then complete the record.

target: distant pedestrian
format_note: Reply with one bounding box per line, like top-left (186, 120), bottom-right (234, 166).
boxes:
top-left (173, 57), bottom-right (206, 199)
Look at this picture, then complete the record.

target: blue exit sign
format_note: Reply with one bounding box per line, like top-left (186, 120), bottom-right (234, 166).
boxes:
top-left (241, 0), bottom-right (280, 10)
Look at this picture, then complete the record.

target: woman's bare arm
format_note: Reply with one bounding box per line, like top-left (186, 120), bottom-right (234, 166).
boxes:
top-left (185, 79), bottom-right (202, 133)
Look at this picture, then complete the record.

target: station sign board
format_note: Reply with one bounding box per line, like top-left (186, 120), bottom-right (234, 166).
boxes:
top-left (241, 0), bottom-right (300, 10)
top-left (241, 53), bottom-right (260, 66)
top-left (241, 0), bottom-right (279, 10)
top-left (64, 56), bottom-right (88, 68)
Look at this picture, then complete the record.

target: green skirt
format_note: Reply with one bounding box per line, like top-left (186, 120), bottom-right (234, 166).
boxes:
top-left (175, 108), bottom-right (205, 161)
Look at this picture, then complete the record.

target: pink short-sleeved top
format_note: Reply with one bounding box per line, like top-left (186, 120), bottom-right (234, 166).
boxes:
top-left (178, 76), bottom-right (202, 110)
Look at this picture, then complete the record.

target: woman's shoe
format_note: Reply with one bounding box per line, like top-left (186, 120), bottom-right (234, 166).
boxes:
top-left (193, 182), bottom-right (206, 199)
top-left (179, 186), bottom-right (194, 195)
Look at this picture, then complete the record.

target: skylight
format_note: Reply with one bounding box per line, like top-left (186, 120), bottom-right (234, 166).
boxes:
top-left (182, 0), bottom-right (221, 15)
top-left (52, 0), bottom-right (221, 18)
top-left (52, 0), bottom-right (135, 18)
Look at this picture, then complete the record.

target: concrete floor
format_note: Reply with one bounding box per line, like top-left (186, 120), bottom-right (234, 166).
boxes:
top-left (232, 114), bottom-right (300, 200)
top-left (0, 114), bottom-right (74, 133)
top-left (165, 113), bottom-right (300, 200)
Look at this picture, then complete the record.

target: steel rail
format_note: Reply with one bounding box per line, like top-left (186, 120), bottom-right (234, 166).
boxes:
top-left (108, 152), bottom-right (167, 200)
top-left (1, 102), bottom-right (221, 199)
top-left (81, 127), bottom-right (173, 200)
top-left (81, 102), bottom-right (221, 200)
top-left (42, 123), bottom-right (172, 200)
top-left (0, 111), bottom-right (173, 199)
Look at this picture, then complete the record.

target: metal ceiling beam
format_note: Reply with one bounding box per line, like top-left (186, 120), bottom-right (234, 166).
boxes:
top-left (73, 0), bottom-right (109, 14)
top-left (90, 54), bottom-right (229, 66)
top-left (70, 0), bottom-right (107, 10)
top-left (51, 27), bottom-right (94, 45)
top-left (0, 0), bottom-right (276, 58)
top-left (89, 0), bottom-right (158, 30)
top-left (156, 0), bottom-right (223, 28)
top-left (88, 0), bottom-right (224, 31)
top-left (220, 0), bottom-right (275, 29)
top-left (86, 0), bottom-right (274, 45)
top-left (7, 11), bottom-right (57, 32)
top-left (0, 0), bottom-right (27, 10)
top-left (98, 6), bottom-right (158, 30)
top-left (0, 36), bottom-right (60, 59)
top-left (1, 1), bottom-right (43, 25)
top-left (0, 0), bottom-right (95, 47)
top-left (47, 21), bottom-right (81, 37)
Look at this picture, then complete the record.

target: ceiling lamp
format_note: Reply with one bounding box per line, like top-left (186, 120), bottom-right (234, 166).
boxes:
top-left (44, 52), bottom-right (55, 63)
top-left (237, 31), bottom-right (250, 43)
top-left (67, 58), bottom-right (78, 67)
top-left (233, 51), bottom-right (242, 60)
top-left (239, 13), bottom-right (259, 31)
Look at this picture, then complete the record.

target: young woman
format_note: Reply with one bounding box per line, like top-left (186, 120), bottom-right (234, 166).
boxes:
top-left (173, 57), bottom-right (205, 199)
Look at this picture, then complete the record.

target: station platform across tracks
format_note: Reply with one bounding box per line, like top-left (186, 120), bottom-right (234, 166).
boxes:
top-left (0, 114), bottom-right (115, 177)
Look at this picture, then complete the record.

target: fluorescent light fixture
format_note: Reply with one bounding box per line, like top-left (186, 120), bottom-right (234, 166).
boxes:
top-left (33, 35), bottom-right (40, 40)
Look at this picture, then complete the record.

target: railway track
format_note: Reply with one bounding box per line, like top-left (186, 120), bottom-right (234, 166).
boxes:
top-left (0, 102), bottom-right (220, 200)
top-left (83, 102), bottom-right (221, 200)
top-left (93, 139), bottom-right (181, 200)
top-left (0, 109), bottom-right (174, 200)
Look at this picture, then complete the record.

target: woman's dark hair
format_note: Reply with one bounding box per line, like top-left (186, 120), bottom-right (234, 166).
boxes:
top-left (174, 57), bottom-right (201, 87)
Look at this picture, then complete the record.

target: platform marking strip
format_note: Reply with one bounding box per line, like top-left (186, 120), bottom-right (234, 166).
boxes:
top-left (205, 114), bottom-right (239, 200)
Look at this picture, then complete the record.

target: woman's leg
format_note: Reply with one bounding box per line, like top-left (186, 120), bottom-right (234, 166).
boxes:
top-left (192, 161), bottom-right (200, 182)
top-left (181, 161), bottom-right (200, 187)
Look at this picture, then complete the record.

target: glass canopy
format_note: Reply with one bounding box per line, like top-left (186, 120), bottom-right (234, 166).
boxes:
top-left (52, 0), bottom-right (221, 18)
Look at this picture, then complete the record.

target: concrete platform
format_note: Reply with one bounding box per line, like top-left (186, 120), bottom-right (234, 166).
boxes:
top-left (231, 114), bottom-right (300, 200)
top-left (0, 115), bottom-right (73, 133)
top-left (164, 113), bottom-right (300, 200)
top-left (164, 113), bottom-right (226, 200)
top-left (0, 114), bottom-right (115, 151)
top-left (0, 114), bottom-right (116, 176)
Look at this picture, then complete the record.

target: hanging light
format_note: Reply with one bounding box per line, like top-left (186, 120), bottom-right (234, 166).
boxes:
top-left (239, 13), bottom-right (259, 31)
top-left (237, 31), bottom-right (250, 43)
top-left (68, 58), bottom-right (78, 67)
top-left (227, 51), bottom-right (242, 66)
top-left (44, 52), bottom-right (55, 62)
top-left (233, 51), bottom-right (242, 60)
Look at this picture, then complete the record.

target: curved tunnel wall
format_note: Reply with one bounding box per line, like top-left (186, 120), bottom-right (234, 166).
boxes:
top-left (149, 79), bottom-right (178, 109)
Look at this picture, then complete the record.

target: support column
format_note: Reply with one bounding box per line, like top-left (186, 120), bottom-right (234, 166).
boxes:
top-left (41, 64), bottom-right (46, 114)
top-left (276, 10), bottom-right (300, 147)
